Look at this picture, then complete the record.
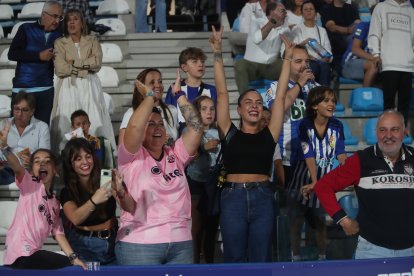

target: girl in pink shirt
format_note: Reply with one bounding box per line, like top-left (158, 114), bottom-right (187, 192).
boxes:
top-left (113, 70), bottom-right (203, 265)
top-left (0, 122), bottom-right (86, 269)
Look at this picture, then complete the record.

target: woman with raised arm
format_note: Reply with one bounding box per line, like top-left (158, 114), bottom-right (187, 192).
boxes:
top-left (209, 26), bottom-right (292, 263)
top-left (114, 70), bottom-right (203, 265)
top-left (0, 122), bottom-right (86, 270)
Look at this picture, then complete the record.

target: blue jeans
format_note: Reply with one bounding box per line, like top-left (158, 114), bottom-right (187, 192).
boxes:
top-left (220, 184), bottom-right (275, 262)
top-left (309, 60), bottom-right (331, 87)
top-left (115, 240), bottom-right (193, 265)
top-left (64, 226), bottom-right (116, 265)
top-left (135, 0), bottom-right (166, 32)
top-left (355, 236), bottom-right (414, 259)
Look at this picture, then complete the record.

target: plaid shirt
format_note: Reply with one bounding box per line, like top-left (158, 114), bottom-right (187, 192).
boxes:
top-left (57, 0), bottom-right (94, 24)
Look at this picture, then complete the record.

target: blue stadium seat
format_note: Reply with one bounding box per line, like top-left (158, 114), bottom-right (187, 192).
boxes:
top-left (363, 117), bottom-right (413, 145)
top-left (341, 120), bottom-right (358, 145)
top-left (358, 7), bottom-right (370, 13)
top-left (248, 79), bottom-right (274, 90)
top-left (338, 193), bottom-right (358, 219)
top-left (339, 77), bottom-right (361, 85)
top-left (361, 15), bottom-right (371, 22)
top-left (335, 103), bottom-right (345, 116)
top-left (349, 87), bottom-right (383, 116)
top-left (232, 16), bottom-right (240, 32)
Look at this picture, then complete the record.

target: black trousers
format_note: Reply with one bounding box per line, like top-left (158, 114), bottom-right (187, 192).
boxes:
top-left (381, 70), bottom-right (412, 125)
top-left (9, 250), bottom-right (71, 270)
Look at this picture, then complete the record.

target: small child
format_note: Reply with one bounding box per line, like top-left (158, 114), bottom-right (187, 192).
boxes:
top-left (288, 86), bottom-right (347, 261)
top-left (185, 95), bottom-right (220, 264)
top-left (165, 47), bottom-right (217, 134)
top-left (70, 110), bottom-right (114, 169)
top-left (0, 121), bottom-right (85, 269)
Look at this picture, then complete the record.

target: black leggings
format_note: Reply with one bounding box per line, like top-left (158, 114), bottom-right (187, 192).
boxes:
top-left (9, 250), bottom-right (71, 270)
top-left (381, 71), bottom-right (412, 125)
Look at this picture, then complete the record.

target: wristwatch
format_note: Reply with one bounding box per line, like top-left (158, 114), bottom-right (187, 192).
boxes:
top-left (68, 252), bottom-right (79, 263)
top-left (146, 90), bottom-right (154, 97)
top-left (270, 18), bottom-right (277, 25)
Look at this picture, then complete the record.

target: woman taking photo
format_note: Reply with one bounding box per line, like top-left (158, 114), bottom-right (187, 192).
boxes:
top-left (210, 26), bottom-right (290, 262)
top-left (118, 68), bottom-right (179, 145)
top-left (60, 138), bottom-right (117, 265)
top-left (114, 70), bottom-right (203, 265)
top-left (51, 9), bottom-right (115, 154)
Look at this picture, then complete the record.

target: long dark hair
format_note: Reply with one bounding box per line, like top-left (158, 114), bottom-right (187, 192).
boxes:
top-left (61, 138), bottom-right (101, 207)
top-left (132, 68), bottom-right (174, 127)
top-left (237, 89), bottom-right (262, 128)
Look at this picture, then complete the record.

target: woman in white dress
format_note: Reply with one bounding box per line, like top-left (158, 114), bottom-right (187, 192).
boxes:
top-left (51, 9), bottom-right (115, 155)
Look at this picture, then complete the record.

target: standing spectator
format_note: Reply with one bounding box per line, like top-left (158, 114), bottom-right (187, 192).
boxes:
top-left (288, 86), bottom-right (347, 261)
top-left (368, 0), bottom-right (414, 125)
top-left (0, 124), bottom-right (85, 269)
top-left (114, 71), bottom-right (202, 265)
top-left (2, 92), bottom-right (50, 169)
top-left (210, 25), bottom-right (288, 262)
top-left (235, 2), bottom-right (290, 94)
top-left (264, 45), bottom-right (317, 188)
top-left (165, 47), bottom-right (217, 134)
top-left (118, 68), bottom-right (179, 145)
top-left (321, 0), bottom-right (360, 61)
top-left (314, 110), bottom-right (414, 259)
top-left (136, 0), bottom-right (167, 32)
top-left (8, 1), bottom-right (63, 125)
top-left (51, 9), bottom-right (116, 155)
top-left (60, 138), bottom-right (117, 265)
top-left (342, 6), bottom-right (379, 87)
top-left (292, 0), bottom-right (332, 86)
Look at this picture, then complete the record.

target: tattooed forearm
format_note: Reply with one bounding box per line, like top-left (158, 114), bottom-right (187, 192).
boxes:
top-left (214, 52), bottom-right (223, 63)
top-left (179, 104), bottom-right (203, 132)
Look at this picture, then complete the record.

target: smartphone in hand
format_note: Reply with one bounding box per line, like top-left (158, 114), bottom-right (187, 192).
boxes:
top-left (100, 169), bottom-right (112, 189)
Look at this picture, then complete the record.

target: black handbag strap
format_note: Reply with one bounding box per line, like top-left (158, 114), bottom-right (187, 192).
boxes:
top-left (197, 82), bottom-right (205, 97)
top-left (215, 124), bottom-right (237, 164)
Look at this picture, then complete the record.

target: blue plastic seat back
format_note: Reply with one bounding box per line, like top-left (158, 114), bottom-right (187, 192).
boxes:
top-left (232, 16), bottom-right (240, 32)
top-left (341, 120), bottom-right (358, 145)
top-left (349, 87), bottom-right (383, 115)
top-left (363, 118), bottom-right (378, 145)
top-left (338, 193), bottom-right (359, 219)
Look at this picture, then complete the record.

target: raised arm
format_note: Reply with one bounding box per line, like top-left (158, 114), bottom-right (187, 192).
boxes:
top-left (0, 120), bottom-right (25, 182)
top-left (210, 26), bottom-right (231, 139)
top-left (124, 81), bottom-right (156, 154)
top-left (171, 69), bottom-right (203, 156)
top-left (268, 34), bottom-right (291, 141)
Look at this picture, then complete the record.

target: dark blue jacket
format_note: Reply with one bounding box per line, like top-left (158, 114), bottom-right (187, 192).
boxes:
top-left (8, 21), bottom-right (62, 89)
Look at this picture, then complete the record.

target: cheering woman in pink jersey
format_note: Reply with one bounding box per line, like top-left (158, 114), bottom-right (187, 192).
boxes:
top-left (0, 122), bottom-right (86, 269)
top-left (114, 70), bottom-right (203, 265)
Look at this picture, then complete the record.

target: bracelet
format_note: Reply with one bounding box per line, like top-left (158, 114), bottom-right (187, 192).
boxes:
top-left (174, 90), bottom-right (186, 101)
top-left (270, 18), bottom-right (277, 25)
top-left (1, 145), bottom-right (12, 157)
top-left (68, 252), bottom-right (79, 263)
top-left (89, 197), bottom-right (97, 207)
top-left (296, 82), bottom-right (302, 91)
top-left (213, 52), bottom-right (222, 61)
top-left (146, 90), bottom-right (154, 97)
top-left (116, 189), bottom-right (126, 199)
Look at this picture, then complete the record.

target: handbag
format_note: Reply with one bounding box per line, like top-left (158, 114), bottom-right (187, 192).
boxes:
top-left (199, 124), bottom-right (237, 216)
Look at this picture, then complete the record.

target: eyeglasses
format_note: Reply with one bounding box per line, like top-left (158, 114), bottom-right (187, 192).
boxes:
top-left (13, 106), bottom-right (31, 114)
top-left (43, 11), bottom-right (64, 22)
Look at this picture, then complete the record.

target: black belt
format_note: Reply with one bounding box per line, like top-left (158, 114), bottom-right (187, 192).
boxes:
top-left (75, 228), bottom-right (114, 239)
top-left (223, 181), bottom-right (270, 189)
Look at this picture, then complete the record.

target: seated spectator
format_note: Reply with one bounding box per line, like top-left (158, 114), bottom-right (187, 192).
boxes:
top-left (321, 0), bottom-right (360, 63)
top-left (285, 0), bottom-right (304, 28)
top-left (1, 91), bottom-right (50, 169)
top-left (292, 0), bottom-right (332, 86)
top-left (115, 71), bottom-right (202, 265)
top-left (0, 124), bottom-right (85, 269)
top-left (0, 161), bottom-right (14, 185)
top-left (235, 2), bottom-right (290, 94)
top-left (69, 110), bottom-right (114, 169)
top-left (165, 47), bottom-right (217, 134)
top-left (118, 68), bottom-right (179, 145)
top-left (60, 138), bottom-right (118, 265)
top-left (342, 5), bottom-right (379, 87)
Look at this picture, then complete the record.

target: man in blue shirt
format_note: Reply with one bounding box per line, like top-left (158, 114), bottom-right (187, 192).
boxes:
top-left (8, 1), bottom-right (63, 125)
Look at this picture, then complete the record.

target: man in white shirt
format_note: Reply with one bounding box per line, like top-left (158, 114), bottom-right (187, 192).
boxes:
top-left (239, 0), bottom-right (270, 34)
top-left (234, 2), bottom-right (290, 94)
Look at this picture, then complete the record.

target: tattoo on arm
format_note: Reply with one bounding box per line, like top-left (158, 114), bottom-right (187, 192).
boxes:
top-left (180, 104), bottom-right (203, 132)
top-left (214, 52), bottom-right (223, 62)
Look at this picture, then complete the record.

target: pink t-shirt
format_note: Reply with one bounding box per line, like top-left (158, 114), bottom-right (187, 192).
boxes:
top-left (117, 138), bottom-right (194, 244)
top-left (3, 171), bottom-right (64, 265)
